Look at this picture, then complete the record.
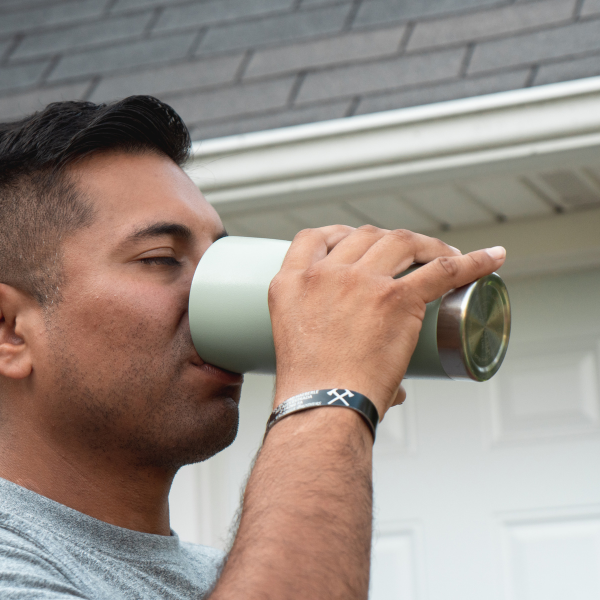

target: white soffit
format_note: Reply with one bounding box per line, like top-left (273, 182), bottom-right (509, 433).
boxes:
top-left (188, 76), bottom-right (600, 216)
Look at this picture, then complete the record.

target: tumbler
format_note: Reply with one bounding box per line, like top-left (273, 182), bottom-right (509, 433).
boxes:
top-left (189, 236), bottom-right (511, 381)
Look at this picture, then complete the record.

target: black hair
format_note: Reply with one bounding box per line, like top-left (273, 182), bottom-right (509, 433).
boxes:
top-left (0, 96), bottom-right (191, 305)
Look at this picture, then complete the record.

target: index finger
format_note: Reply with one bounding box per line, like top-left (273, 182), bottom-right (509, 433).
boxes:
top-left (400, 246), bottom-right (506, 303)
top-left (281, 225), bottom-right (355, 270)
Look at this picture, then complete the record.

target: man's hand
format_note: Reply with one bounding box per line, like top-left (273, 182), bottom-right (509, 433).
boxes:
top-left (269, 225), bottom-right (506, 418)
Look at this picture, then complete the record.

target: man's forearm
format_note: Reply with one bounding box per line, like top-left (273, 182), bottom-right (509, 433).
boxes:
top-left (210, 407), bottom-right (374, 600)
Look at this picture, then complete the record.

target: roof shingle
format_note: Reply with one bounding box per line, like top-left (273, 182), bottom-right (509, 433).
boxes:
top-left (0, 0), bottom-right (598, 141)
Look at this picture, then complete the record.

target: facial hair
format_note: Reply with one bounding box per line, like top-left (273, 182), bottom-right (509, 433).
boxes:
top-left (44, 308), bottom-right (240, 471)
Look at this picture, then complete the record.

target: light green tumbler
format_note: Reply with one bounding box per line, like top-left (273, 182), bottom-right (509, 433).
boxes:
top-left (189, 237), bottom-right (511, 381)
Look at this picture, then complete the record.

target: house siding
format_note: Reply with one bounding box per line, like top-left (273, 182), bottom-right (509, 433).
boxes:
top-left (0, 0), bottom-right (598, 139)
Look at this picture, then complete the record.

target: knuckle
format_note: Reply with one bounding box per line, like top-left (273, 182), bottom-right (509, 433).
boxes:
top-left (268, 271), bottom-right (287, 293)
top-left (293, 228), bottom-right (316, 242)
top-left (467, 252), bottom-right (485, 270)
top-left (378, 278), bottom-right (397, 299)
top-left (400, 287), bottom-right (426, 317)
top-left (388, 281), bottom-right (426, 318)
top-left (302, 264), bottom-right (325, 284)
top-left (437, 256), bottom-right (460, 277)
top-left (389, 228), bottom-right (414, 244)
top-left (357, 224), bottom-right (380, 235)
top-left (268, 275), bottom-right (283, 306)
top-left (329, 224), bottom-right (354, 236)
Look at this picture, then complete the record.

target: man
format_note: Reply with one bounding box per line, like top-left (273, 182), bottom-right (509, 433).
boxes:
top-left (0, 96), bottom-right (505, 599)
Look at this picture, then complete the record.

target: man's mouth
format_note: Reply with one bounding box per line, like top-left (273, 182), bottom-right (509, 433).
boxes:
top-left (191, 360), bottom-right (244, 385)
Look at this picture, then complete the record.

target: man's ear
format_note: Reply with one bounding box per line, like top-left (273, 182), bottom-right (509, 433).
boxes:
top-left (0, 283), bottom-right (37, 380)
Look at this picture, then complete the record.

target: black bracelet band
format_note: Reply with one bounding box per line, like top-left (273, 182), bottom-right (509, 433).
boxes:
top-left (265, 389), bottom-right (379, 442)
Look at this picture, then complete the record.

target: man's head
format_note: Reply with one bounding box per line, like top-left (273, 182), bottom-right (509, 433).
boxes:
top-left (0, 97), bottom-right (242, 474)
top-left (0, 96), bottom-right (190, 305)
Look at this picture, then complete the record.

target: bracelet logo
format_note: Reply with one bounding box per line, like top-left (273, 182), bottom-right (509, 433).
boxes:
top-left (327, 389), bottom-right (355, 406)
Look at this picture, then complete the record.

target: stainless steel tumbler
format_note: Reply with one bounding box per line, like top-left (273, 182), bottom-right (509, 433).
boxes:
top-left (189, 237), bottom-right (511, 381)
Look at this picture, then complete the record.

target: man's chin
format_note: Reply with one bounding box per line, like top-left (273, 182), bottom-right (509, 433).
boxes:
top-left (142, 398), bottom-right (240, 470)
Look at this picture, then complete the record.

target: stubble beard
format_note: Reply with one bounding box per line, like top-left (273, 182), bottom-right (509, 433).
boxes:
top-left (45, 315), bottom-right (240, 472)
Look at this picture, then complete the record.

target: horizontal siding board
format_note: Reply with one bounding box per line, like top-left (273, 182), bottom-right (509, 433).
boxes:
top-left (0, 81), bottom-right (91, 121)
top-left (408, 0), bottom-right (576, 51)
top-left (111, 0), bottom-right (178, 11)
top-left (535, 53), bottom-right (600, 86)
top-left (197, 5), bottom-right (351, 54)
top-left (48, 32), bottom-right (197, 81)
top-left (190, 99), bottom-right (351, 140)
top-left (89, 54), bottom-right (244, 103)
top-left (163, 76), bottom-right (295, 124)
top-left (245, 27), bottom-right (405, 79)
top-left (581, 0), bottom-right (600, 17)
top-left (11, 13), bottom-right (153, 60)
top-left (0, 38), bottom-right (13, 61)
top-left (354, 0), bottom-right (501, 28)
top-left (155, 0), bottom-right (294, 32)
top-left (355, 69), bottom-right (529, 114)
top-left (300, 0), bottom-right (341, 5)
top-left (469, 19), bottom-right (600, 73)
top-left (0, 59), bottom-right (50, 92)
top-left (0, 0), bottom-right (110, 36)
top-left (296, 48), bottom-right (465, 103)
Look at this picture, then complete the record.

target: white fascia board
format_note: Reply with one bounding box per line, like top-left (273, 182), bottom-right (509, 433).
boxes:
top-left (188, 76), bottom-right (600, 211)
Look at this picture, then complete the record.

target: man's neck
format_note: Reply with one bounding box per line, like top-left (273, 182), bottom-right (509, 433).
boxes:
top-left (0, 425), bottom-right (174, 536)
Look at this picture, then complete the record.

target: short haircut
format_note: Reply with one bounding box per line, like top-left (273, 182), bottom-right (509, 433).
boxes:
top-left (0, 96), bottom-right (191, 305)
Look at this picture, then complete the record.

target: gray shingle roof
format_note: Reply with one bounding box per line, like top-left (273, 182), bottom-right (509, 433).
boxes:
top-left (0, 0), bottom-right (599, 140)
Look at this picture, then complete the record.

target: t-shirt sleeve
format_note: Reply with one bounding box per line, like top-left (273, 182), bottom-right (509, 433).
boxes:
top-left (0, 539), bottom-right (88, 599)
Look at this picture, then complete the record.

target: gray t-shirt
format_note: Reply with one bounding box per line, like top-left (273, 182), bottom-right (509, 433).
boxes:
top-left (0, 477), bottom-right (224, 599)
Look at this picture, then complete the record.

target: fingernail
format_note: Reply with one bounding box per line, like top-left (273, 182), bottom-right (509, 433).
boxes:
top-left (485, 246), bottom-right (506, 260)
top-left (449, 246), bottom-right (462, 255)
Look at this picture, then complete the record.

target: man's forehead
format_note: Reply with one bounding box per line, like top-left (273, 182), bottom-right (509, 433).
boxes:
top-left (73, 151), bottom-right (199, 203)
top-left (72, 151), bottom-right (222, 237)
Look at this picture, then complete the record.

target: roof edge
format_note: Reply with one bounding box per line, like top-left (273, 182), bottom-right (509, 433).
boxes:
top-left (191, 76), bottom-right (600, 155)
top-left (187, 76), bottom-right (600, 206)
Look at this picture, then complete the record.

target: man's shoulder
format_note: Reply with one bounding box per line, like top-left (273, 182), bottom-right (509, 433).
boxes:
top-left (0, 511), bottom-right (86, 598)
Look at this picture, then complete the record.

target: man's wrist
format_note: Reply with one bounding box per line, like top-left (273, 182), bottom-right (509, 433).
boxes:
top-left (266, 389), bottom-right (379, 441)
top-left (274, 385), bottom-right (391, 422)
top-left (263, 399), bottom-right (374, 451)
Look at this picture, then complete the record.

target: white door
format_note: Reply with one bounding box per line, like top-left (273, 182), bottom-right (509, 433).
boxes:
top-left (170, 266), bottom-right (600, 600)
top-left (371, 266), bottom-right (600, 600)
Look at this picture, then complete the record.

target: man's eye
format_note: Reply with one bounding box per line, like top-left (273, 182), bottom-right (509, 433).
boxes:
top-left (139, 257), bottom-right (182, 267)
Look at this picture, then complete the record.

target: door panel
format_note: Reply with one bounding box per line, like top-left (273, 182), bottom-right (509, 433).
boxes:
top-left (499, 508), bottom-right (600, 600)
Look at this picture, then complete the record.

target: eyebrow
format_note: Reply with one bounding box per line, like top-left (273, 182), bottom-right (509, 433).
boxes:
top-left (124, 222), bottom-right (228, 245)
top-left (126, 222), bottom-right (194, 244)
